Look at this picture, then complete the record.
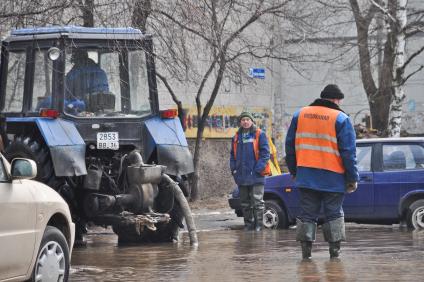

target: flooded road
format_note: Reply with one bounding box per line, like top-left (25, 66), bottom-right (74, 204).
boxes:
top-left (70, 213), bottom-right (424, 281)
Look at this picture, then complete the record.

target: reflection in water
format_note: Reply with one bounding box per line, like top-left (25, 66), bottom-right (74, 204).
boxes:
top-left (412, 230), bottom-right (424, 248)
top-left (71, 226), bottom-right (424, 281)
top-left (324, 259), bottom-right (346, 282)
top-left (298, 260), bottom-right (320, 282)
top-left (296, 259), bottom-right (346, 282)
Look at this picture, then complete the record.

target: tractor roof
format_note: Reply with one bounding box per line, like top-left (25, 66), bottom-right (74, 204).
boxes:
top-left (5, 26), bottom-right (148, 42)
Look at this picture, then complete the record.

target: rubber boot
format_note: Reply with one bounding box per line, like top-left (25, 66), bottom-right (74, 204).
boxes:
top-left (296, 218), bottom-right (317, 259)
top-left (254, 209), bottom-right (264, 232)
top-left (329, 241), bottom-right (341, 258)
top-left (243, 208), bottom-right (254, 231)
top-left (322, 217), bottom-right (346, 258)
top-left (301, 241), bottom-right (313, 259)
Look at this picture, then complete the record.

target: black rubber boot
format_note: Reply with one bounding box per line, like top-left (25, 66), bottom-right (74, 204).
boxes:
top-left (322, 217), bottom-right (346, 259)
top-left (296, 218), bottom-right (317, 259)
top-left (301, 241), bottom-right (313, 259)
top-left (254, 209), bottom-right (264, 232)
top-left (242, 207), bottom-right (254, 231)
top-left (329, 241), bottom-right (341, 258)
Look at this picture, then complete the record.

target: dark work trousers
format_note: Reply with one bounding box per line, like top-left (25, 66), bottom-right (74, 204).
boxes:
top-left (298, 188), bottom-right (345, 223)
top-left (239, 184), bottom-right (265, 228)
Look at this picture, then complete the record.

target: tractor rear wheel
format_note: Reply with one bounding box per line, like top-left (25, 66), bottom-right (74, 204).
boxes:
top-left (5, 135), bottom-right (63, 189)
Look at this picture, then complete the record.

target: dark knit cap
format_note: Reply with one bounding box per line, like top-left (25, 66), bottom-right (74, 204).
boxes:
top-left (320, 84), bottom-right (344, 99)
top-left (239, 111), bottom-right (254, 122)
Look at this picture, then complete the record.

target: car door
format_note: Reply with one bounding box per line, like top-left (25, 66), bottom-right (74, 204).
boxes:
top-left (374, 143), bottom-right (415, 220)
top-left (343, 143), bottom-right (374, 218)
top-left (0, 157), bottom-right (37, 280)
top-left (374, 143), bottom-right (424, 220)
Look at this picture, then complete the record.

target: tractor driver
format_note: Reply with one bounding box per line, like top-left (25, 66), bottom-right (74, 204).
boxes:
top-left (65, 50), bottom-right (109, 113)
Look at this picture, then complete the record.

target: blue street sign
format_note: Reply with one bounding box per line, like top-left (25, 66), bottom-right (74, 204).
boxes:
top-left (249, 68), bottom-right (265, 79)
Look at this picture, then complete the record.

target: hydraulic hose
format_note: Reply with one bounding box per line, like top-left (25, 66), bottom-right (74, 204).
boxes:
top-left (161, 174), bottom-right (198, 245)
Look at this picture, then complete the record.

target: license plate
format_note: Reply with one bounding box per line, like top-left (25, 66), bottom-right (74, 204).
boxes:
top-left (97, 132), bottom-right (119, 150)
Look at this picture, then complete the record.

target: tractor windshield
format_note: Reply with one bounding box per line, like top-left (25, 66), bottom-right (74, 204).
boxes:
top-left (63, 47), bottom-right (152, 118)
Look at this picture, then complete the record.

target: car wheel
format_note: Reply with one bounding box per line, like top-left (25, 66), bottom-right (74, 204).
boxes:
top-left (264, 200), bottom-right (288, 229)
top-left (31, 226), bottom-right (70, 282)
top-left (407, 199), bottom-right (424, 229)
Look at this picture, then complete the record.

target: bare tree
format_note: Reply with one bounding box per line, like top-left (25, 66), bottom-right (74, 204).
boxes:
top-left (144, 0), bottom-right (330, 200)
top-left (0, 0), bottom-right (72, 35)
top-left (349, 0), bottom-right (424, 136)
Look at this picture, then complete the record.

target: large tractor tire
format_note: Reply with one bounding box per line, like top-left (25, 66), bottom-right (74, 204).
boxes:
top-left (5, 135), bottom-right (63, 189)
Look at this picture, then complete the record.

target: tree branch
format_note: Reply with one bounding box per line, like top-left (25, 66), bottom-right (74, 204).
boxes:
top-left (400, 45), bottom-right (424, 72)
top-left (369, 0), bottom-right (396, 23)
top-left (401, 65), bottom-right (424, 85)
top-left (0, 1), bottom-right (71, 19)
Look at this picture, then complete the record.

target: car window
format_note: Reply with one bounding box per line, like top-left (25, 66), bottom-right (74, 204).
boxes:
top-left (383, 144), bottom-right (424, 170)
top-left (356, 145), bottom-right (372, 172)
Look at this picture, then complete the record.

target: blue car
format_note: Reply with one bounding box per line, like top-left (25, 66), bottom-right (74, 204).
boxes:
top-left (228, 137), bottom-right (424, 229)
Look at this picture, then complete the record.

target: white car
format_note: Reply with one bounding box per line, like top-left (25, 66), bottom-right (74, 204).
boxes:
top-left (0, 154), bottom-right (75, 282)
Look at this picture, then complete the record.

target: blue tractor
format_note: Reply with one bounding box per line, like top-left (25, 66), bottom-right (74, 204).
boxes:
top-left (0, 26), bottom-right (194, 243)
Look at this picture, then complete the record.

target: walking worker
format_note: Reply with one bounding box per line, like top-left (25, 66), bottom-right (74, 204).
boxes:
top-left (285, 84), bottom-right (359, 259)
top-left (230, 111), bottom-right (270, 231)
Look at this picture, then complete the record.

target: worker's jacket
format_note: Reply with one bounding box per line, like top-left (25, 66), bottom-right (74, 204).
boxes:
top-left (230, 126), bottom-right (270, 186)
top-left (285, 99), bottom-right (359, 193)
top-left (65, 59), bottom-right (109, 100)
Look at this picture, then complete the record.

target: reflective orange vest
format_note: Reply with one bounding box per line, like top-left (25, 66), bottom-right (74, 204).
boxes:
top-left (233, 129), bottom-right (272, 176)
top-left (295, 106), bottom-right (345, 173)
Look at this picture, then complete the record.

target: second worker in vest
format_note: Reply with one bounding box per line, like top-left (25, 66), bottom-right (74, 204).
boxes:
top-left (230, 112), bottom-right (270, 231)
top-left (285, 84), bottom-right (359, 259)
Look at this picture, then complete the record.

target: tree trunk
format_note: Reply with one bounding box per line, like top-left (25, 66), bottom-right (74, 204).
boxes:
top-left (190, 121), bottom-right (205, 201)
top-left (190, 57), bottom-right (227, 201)
top-left (388, 0), bottom-right (407, 137)
top-left (132, 0), bottom-right (151, 33)
top-left (369, 88), bottom-right (391, 134)
top-left (81, 0), bottom-right (94, 27)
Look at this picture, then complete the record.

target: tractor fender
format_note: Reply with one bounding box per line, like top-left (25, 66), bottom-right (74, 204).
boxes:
top-left (6, 117), bottom-right (87, 177)
top-left (143, 117), bottom-right (194, 176)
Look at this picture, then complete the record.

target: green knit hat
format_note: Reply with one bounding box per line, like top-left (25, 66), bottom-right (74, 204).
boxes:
top-left (239, 111), bottom-right (254, 122)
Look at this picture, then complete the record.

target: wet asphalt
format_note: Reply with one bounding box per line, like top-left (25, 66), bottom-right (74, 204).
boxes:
top-left (70, 209), bottom-right (424, 281)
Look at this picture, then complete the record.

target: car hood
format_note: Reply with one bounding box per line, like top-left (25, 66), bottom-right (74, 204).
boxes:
top-left (265, 173), bottom-right (294, 187)
top-left (231, 173), bottom-right (294, 197)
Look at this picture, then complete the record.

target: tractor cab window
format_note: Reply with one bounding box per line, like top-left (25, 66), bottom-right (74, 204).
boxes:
top-left (32, 49), bottom-right (53, 111)
top-left (64, 47), bottom-right (151, 118)
top-left (3, 50), bottom-right (26, 112)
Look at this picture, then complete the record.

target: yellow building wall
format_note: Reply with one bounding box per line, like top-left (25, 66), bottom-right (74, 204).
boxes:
top-left (182, 106), bottom-right (272, 138)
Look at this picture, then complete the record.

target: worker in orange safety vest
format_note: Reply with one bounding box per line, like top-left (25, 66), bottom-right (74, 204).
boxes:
top-left (285, 84), bottom-right (359, 259)
top-left (230, 111), bottom-right (270, 231)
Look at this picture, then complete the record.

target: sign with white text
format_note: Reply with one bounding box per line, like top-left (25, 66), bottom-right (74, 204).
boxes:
top-left (249, 68), bottom-right (265, 79)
